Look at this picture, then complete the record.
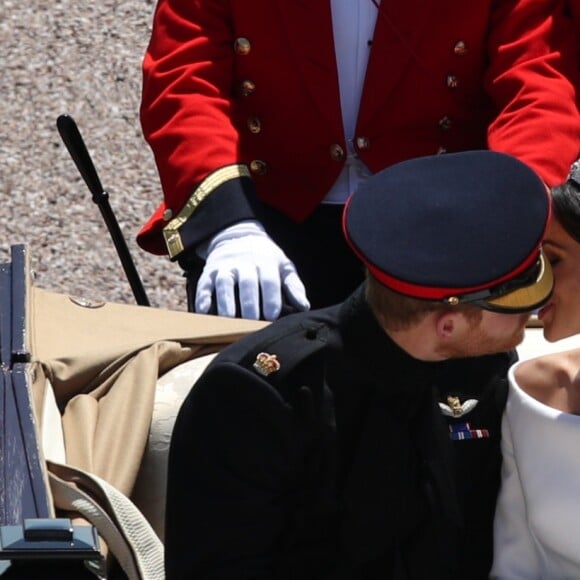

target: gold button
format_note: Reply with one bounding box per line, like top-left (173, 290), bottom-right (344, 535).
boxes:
top-left (329, 144), bottom-right (345, 161)
top-left (162, 208), bottom-right (173, 221)
top-left (356, 136), bottom-right (371, 150)
top-left (446, 74), bottom-right (459, 89)
top-left (234, 37), bottom-right (251, 55)
top-left (453, 41), bottom-right (467, 56)
top-left (247, 117), bottom-right (261, 134)
top-left (438, 116), bottom-right (453, 131)
top-left (240, 80), bottom-right (256, 96)
top-left (250, 159), bottom-right (268, 175)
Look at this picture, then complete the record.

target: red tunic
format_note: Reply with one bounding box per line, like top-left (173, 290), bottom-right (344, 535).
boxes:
top-left (138, 0), bottom-right (580, 256)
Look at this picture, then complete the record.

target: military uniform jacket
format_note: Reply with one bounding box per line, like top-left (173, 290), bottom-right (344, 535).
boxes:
top-left (165, 288), bottom-right (515, 579)
top-left (138, 0), bottom-right (580, 257)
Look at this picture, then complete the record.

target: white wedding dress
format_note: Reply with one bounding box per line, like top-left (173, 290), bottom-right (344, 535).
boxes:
top-left (491, 357), bottom-right (580, 579)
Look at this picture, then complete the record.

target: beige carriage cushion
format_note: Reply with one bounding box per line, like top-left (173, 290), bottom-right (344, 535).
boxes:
top-left (40, 377), bottom-right (166, 571)
top-left (131, 352), bottom-right (218, 541)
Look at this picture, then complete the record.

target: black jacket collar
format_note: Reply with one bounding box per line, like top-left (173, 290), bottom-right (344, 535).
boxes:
top-left (331, 286), bottom-right (462, 576)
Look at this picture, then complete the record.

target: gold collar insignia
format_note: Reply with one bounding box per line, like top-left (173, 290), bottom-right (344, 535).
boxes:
top-left (253, 352), bottom-right (281, 376)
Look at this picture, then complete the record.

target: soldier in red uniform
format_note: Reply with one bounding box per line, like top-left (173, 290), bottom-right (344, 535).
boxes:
top-left (138, 0), bottom-right (580, 320)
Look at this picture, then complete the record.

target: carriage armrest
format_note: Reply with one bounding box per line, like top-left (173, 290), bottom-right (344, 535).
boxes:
top-left (0, 245), bottom-right (51, 524)
top-left (0, 245), bottom-right (103, 577)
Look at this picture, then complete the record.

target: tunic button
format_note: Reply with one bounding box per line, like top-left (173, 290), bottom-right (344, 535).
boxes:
top-left (240, 80), bottom-right (256, 96)
top-left (438, 116), bottom-right (453, 131)
top-left (356, 136), bottom-right (371, 150)
top-left (453, 41), bottom-right (468, 56)
top-left (247, 117), bottom-right (262, 134)
top-left (250, 159), bottom-right (268, 175)
top-left (329, 144), bottom-right (345, 161)
top-left (436, 146), bottom-right (447, 155)
top-left (446, 74), bottom-right (459, 89)
top-left (234, 37), bottom-right (251, 55)
top-left (162, 208), bottom-right (173, 221)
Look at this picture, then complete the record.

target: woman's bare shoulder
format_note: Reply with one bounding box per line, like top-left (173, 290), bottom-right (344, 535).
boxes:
top-left (514, 347), bottom-right (580, 413)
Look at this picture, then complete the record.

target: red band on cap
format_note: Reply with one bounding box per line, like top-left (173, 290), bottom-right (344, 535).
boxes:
top-left (364, 249), bottom-right (540, 300)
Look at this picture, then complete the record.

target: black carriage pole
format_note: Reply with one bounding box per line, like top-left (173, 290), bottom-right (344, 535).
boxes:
top-left (56, 114), bottom-right (150, 306)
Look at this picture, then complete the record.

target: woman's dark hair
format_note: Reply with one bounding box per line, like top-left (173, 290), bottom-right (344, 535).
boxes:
top-left (552, 162), bottom-right (580, 243)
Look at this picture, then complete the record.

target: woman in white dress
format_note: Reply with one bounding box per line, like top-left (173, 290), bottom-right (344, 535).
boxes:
top-left (491, 170), bottom-right (580, 579)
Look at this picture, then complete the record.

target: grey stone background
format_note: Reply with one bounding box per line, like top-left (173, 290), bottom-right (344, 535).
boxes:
top-left (1, 0), bottom-right (188, 311)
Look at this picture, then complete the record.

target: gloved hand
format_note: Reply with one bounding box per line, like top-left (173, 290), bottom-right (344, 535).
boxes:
top-left (195, 220), bottom-right (310, 321)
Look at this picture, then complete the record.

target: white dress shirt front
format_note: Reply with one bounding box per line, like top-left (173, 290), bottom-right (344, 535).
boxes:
top-left (324, 0), bottom-right (379, 204)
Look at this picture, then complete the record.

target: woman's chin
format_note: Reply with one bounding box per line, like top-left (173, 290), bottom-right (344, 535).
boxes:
top-left (542, 324), bottom-right (576, 343)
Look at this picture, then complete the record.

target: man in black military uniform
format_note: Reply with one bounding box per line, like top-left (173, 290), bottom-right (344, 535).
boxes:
top-left (165, 150), bottom-right (553, 579)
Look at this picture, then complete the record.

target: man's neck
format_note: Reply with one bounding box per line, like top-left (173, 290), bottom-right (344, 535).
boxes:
top-left (384, 318), bottom-right (446, 362)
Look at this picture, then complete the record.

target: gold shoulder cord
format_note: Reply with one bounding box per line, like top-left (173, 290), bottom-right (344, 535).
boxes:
top-left (163, 164), bottom-right (251, 258)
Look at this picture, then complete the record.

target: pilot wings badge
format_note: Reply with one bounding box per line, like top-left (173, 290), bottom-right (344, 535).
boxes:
top-left (439, 395), bottom-right (478, 418)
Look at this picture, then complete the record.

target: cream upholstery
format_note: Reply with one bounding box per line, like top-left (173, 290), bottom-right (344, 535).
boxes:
top-left (40, 378), bottom-right (67, 465)
top-left (131, 353), bottom-right (218, 541)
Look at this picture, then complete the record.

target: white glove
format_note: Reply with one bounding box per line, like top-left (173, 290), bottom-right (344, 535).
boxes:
top-left (195, 220), bottom-right (310, 321)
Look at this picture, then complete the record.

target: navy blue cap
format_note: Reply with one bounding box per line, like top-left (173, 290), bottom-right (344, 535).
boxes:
top-left (343, 150), bottom-right (553, 312)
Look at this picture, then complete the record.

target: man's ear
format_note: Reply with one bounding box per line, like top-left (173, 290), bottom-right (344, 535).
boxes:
top-left (435, 311), bottom-right (464, 339)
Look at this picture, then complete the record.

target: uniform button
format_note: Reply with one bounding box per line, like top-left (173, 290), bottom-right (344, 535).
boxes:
top-left (305, 327), bottom-right (318, 340)
top-left (234, 37), bottom-right (251, 55)
top-left (249, 159), bottom-right (268, 175)
top-left (436, 146), bottom-right (447, 155)
top-left (355, 136), bottom-right (371, 150)
top-left (438, 116), bottom-right (453, 131)
top-left (453, 41), bottom-right (468, 56)
top-left (247, 117), bottom-right (262, 134)
top-left (446, 74), bottom-right (459, 89)
top-left (162, 208), bottom-right (173, 221)
top-left (329, 144), bottom-right (345, 161)
top-left (240, 80), bottom-right (256, 96)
